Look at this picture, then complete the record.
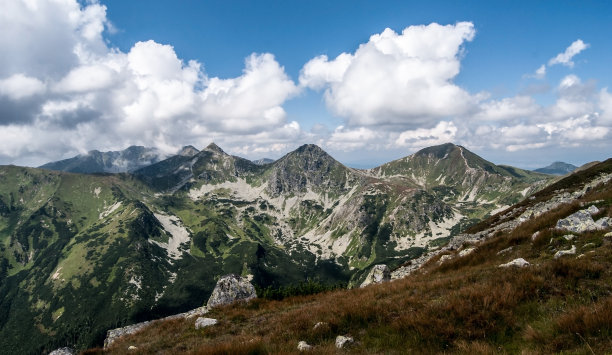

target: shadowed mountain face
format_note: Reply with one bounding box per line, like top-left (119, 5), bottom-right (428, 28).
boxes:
top-left (533, 161), bottom-right (578, 175)
top-left (39, 146), bottom-right (165, 174)
top-left (0, 142), bottom-right (556, 353)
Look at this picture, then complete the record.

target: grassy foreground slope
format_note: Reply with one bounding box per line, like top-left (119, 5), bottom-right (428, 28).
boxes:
top-left (98, 159), bottom-right (612, 354)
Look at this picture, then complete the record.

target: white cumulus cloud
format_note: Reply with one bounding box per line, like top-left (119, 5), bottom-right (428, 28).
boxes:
top-left (0, 74), bottom-right (46, 100)
top-left (549, 39), bottom-right (589, 68)
top-left (0, 0), bottom-right (302, 165)
top-left (300, 22), bottom-right (479, 129)
top-left (395, 121), bottom-right (457, 149)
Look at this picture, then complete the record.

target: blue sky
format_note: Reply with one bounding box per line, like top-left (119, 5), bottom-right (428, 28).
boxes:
top-left (0, 0), bottom-right (611, 168)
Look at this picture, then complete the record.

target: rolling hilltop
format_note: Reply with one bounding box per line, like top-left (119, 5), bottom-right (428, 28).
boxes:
top-left (0, 143), bottom-right (553, 353)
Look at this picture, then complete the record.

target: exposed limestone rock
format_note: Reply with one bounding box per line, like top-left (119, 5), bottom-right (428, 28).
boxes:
top-left (531, 231), bottom-right (540, 241)
top-left (586, 205), bottom-right (599, 214)
top-left (207, 274), bottom-right (257, 308)
top-left (391, 233), bottom-right (485, 279)
top-left (556, 210), bottom-right (594, 233)
top-left (313, 321), bottom-right (327, 330)
top-left (583, 243), bottom-right (596, 249)
top-left (104, 322), bottom-right (150, 349)
top-left (49, 348), bottom-right (74, 355)
top-left (297, 341), bottom-right (313, 351)
top-left (554, 245), bottom-right (576, 259)
top-left (595, 217), bottom-right (612, 229)
top-left (555, 206), bottom-right (610, 233)
top-left (438, 254), bottom-right (453, 264)
top-left (458, 247), bottom-right (476, 257)
top-left (360, 264), bottom-right (391, 288)
top-left (603, 231), bottom-right (612, 245)
top-left (104, 306), bottom-right (208, 348)
top-left (178, 306), bottom-right (209, 319)
top-left (496, 246), bottom-right (513, 255)
top-left (128, 345), bottom-right (138, 351)
top-left (563, 234), bottom-right (576, 241)
top-left (499, 258), bottom-right (530, 268)
top-left (195, 317), bottom-right (218, 329)
top-left (335, 335), bottom-right (354, 348)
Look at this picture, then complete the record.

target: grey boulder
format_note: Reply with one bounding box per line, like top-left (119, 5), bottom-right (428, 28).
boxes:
top-left (556, 206), bottom-right (610, 233)
top-left (207, 274), bottom-right (257, 308)
top-left (360, 264), bottom-right (391, 288)
top-left (335, 335), bottom-right (354, 348)
top-left (195, 317), bottom-right (218, 329)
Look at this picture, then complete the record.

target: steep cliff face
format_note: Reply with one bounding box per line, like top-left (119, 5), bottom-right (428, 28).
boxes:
top-left (265, 144), bottom-right (362, 197)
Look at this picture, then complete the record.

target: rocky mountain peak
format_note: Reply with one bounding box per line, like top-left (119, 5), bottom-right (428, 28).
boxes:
top-left (295, 143), bottom-right (326, 154)
top-left (413, 142), bottom-right (459, 159)
top-left (267, 144), bottom-right (358, 196)
top-left (39, 146), bottom-right (164, 174)
top-left (286, 144), bottom-right (337, 164)
top-left (178, 145), bottom-right (199, 157)
top-left (205, 142), bottom-right (225, 154)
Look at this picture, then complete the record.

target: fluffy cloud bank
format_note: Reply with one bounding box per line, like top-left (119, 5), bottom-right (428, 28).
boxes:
top-left (298, 25), bottom-right (609, 157)
top-left (0, 0), bottom-right (301, 165)
top-left (300, 22), bottom-right (478, 130)
top-left (0, 1), bottom-right (609, 166)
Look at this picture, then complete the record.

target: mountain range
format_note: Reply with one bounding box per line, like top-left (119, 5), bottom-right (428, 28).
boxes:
top-left (97, 156), bottom-right (612, 354)
top-left (38, 146), bottom-right (166, 174)
top-left (0, 142), bottom-right (555, 353)
top-left (533, 161), bottom-right (578, 175)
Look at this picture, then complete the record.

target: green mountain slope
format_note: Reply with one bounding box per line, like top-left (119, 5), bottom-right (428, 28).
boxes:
top-left (370, 143), bottom-right (550, 223)
top-left (0, 143), bottom-right (555, 353)
top-left (98, 157), bottom-right (612, 354)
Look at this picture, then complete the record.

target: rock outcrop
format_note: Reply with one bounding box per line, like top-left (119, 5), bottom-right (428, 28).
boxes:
top-left (207, 274), bottom-right (257, 308)
top-left (499, 258), bottom-right (530, 268)
top-left (48, 348), bottom-right (74, 355)
top-left (297, 341), bottom-right (313, 351)
top-left (554, 245), bottom-right (577, 259)
top-left (104, 306), bottom-right (208, 348)
top-left (458, 247), bottom-right (476, 257)
top-left (335, 335), bottom-right (354, 348)
top-left (555, 206), bottom-right (609, 233)
top-left (195, 317), bottom-right (217, 329)
top-left (360, 264), bottom-right (391, 288)
top-left (104, 322), bottom-right (151, 349)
